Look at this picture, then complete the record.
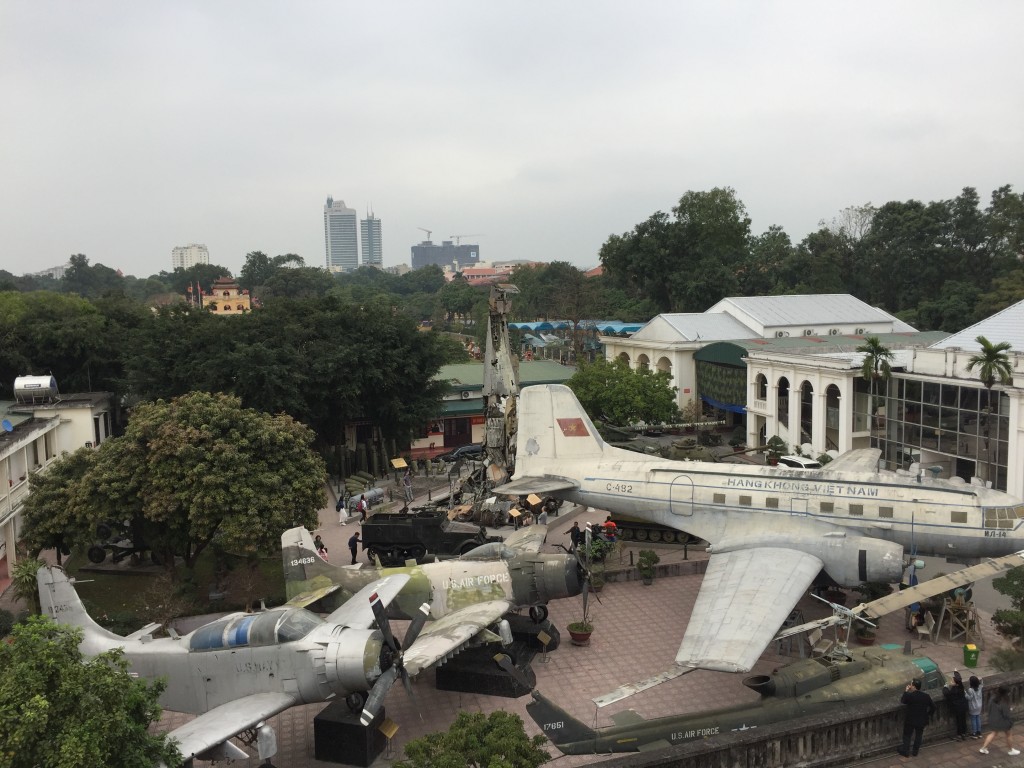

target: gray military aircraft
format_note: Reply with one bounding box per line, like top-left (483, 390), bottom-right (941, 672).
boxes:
top-left (526, 644), bottom-right (944, 754)
top-left (497, 384), bottom-right (1024, 674)
top-left (282, 524), bottom-right (583, 626)
top-left (37, 565), bottom-right (431, 765)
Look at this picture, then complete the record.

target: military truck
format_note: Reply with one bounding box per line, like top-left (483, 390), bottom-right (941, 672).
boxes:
top-left (360, 508), bottom-right (500, 566)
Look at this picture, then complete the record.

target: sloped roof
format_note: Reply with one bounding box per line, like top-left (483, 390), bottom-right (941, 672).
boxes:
top-left (629, 313), bottom-right (756, 343)
top-left (930, 299), bottom-right (1024, 352)
top-left (708, 294), bottom-right (915, 331)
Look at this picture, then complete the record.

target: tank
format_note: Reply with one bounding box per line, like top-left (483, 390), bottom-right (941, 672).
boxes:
top-left (360, 508), bottom-right (500, 565)
top-left (13, 375), bottom-right (58, 403)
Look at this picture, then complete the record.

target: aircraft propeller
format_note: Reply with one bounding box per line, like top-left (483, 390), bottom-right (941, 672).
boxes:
top-left (360, 595), bottom-right (431, 726)
top-left (493, 652), bottom-right (536, 690)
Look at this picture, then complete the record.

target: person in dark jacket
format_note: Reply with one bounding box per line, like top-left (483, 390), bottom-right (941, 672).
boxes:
top-left (898, 679), bottom-right (936, 757)
top-left (980, 685), bottom-right (1020, 755)
top-left (944, 670), bottom-right (969, 740)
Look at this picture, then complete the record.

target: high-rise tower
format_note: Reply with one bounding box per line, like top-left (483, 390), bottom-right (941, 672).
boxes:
top-left (324, 197), bottom-right (358, 273)
top-left (171, 244), bottom-right (210, 270)
top-left (360, 212), bottom-right (382, 268)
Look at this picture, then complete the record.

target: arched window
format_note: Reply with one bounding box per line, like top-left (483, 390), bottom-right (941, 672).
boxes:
top-left (236, 304), bottom-right (245, 310)
top-left (755, 374), bottom-right (768, 400)
top-left (223, 290), bottom-right (230, 297)
top-left (637, 354), bottom-right (650, 371)
top-left (618, 352), bottom-right (631, 365)
top-left (209, 304), bottom-right (218, 311)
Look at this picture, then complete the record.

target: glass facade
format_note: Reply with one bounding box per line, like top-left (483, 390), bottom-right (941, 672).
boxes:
top-left (857, 377), bottom-right (1009, 490)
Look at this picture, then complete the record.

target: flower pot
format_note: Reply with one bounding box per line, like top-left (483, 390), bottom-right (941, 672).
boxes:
top-left (855, 633), bottom-right (876, 646)
top-left (641, 576), bottom-right (653, 586)
top-left (567, 623), bottom-right (593, 646)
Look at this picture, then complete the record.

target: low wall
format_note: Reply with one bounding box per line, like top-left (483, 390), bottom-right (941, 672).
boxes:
top-left (596, 674), bottom-right (1024, 768)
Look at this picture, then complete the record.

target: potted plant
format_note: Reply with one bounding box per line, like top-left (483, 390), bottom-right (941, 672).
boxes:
top-left (567, 617), bottom-right (594, 646)
top-left (765, 436), bottom-right (787, 466)
top-left (853, 622), bottom-right (876, 645)
top-left (637, 549), bottom-right (660, 585)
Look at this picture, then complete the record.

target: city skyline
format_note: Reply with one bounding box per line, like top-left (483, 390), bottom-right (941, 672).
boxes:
top-left (2, 3), bottom-right (1022, 279)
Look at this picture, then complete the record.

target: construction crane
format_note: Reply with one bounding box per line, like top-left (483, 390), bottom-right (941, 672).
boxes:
top-left (417, 227), bottom-right (433, 241)
top-left (449, 233), bottom-right (482, 245)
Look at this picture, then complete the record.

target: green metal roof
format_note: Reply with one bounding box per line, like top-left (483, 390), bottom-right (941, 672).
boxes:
top-left (435, 360), bottom-right (575, 387)
top-left (694, 331), bottom-right (949, 364)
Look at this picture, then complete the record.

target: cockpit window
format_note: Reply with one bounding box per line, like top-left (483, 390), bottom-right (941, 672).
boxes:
top-left (460, 542), bottom-right (514, 560)
top-left (189, 608), bottom-right (322, 651)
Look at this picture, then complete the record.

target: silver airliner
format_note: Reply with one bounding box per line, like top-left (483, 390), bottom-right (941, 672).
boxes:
top-left (498, 384), bottom-right (1024, 673)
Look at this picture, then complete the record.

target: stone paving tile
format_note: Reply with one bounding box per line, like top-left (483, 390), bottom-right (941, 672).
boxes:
top-left (152, 500), bottom-right (1021, 767)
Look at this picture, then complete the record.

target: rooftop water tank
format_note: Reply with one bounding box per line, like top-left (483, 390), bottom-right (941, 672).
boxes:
top-left (13, 375), bottom-right (58, 403)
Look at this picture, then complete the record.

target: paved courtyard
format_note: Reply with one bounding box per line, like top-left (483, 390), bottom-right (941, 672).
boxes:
top-left (152, 494), bottom-right (1024, 768)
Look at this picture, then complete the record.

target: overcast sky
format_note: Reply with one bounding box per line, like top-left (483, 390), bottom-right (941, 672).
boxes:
top-left (2, 2), bottom-right (1022, 279)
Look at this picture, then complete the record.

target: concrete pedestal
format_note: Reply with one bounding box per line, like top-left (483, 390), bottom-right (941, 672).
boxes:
top-left (435, 640), bottom-right (537, 697)
top-left (313, 701), bottom-right (386, 766)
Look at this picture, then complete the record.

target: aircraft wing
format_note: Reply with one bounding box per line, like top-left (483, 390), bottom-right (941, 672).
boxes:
top-left (821, 448), bottom-right (881, 474)
top-left (324, 573), bottom-right (410, 628)
top-left (168, 691), bottom-right (295, 761)
top-left (502, 524), bottom-right (548, 554)
top-left (403, 598), bottom-right (513, 675)
top-left (492, 476), bottom-right (579, 496)
top-left (676, 548), bottom-right (823, 673)
top-left (284, 584), bottom-right (343, 609)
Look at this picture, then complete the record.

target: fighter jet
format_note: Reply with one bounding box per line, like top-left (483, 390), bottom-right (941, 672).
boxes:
top-left (496, 384), bottom-right (1024, 674)
top-left (282, 524), bottom-right (583, 639)
top-left (37, 566), bottom-right (429, 765)
top-left (526, 644), bottom-right (945, 754)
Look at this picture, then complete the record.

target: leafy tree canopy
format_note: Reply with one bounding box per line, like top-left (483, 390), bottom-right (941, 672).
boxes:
top-left (395, 711), bottom-right (548, 768)
top-left (0, 615), bottom-right (183, 768)
top-left (22, 392), bottom-right (325, 573)
top-left (567, 357), bottom-right (680, 426)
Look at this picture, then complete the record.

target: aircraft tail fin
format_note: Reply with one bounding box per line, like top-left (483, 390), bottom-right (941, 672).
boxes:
top-left (516, 385), bottom-right (606, 478)
top-left (526, 691), bottom-right (597, 752)
top-left (37, 565), bottom-right (124, 652)
top-left (281, 526), bottom-right (341, 599)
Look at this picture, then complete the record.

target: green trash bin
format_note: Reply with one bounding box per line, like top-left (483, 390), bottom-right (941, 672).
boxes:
top-left (963, 644), bottom-right (980, 668)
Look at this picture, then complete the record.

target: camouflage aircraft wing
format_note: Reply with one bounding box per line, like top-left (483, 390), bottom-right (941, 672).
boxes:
top-left (502, 524), bottom-right (548, 554)
top-left (403, 599), bottom-right (513, 676)
top-left (820, 448), bottom-right (882, 474)
top-left (676, 548), bottom-right (823, 673)
top-left (284, 584), bottom-right (343, 609)
top-left (492, 476), bottom-right (578, 496)
top-left (167, 691), bottom-right (296, 762)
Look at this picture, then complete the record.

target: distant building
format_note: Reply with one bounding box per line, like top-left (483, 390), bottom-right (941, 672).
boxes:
top-left (360, 213), bottom-right (383, 268)
top-left (30, 263), bottom-right (70, 280)
top-left (201, 276), bottom-right (251, 314)
top-left (171, 244), bottom-right (210, 271)
top-left (324, 197), bottom-right (358, 273)
top-left (411, 240), bottom-right (480, 271)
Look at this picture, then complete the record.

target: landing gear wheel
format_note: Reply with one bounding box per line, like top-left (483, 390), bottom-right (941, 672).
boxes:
top-left (87, 546), bottom-right (107, 564)
top-left (529, 605), bottom-right (549, 623)
top-left (345, 691), bottom-right (366, 714)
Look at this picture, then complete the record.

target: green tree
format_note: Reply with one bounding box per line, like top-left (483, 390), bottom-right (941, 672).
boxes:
top-left (991, 567), bottom-right (1024, 646)
top-left (20, 448), bottom-right (98, 565)
top-left (975, 266), bottom-right (1024, 319)
top-left (439, 276), bottom-right (481, 325)
top-left (61, 254), bottom-right (126, 299)
top-left (395, 710), bottom-right (548, 768)
top-left (856, 336), bottom-right (894, 442)
top-left (567, 357), bottom-right (680, 426)
top-left (0, 616), bottom-right (183, 768)
top-left (24, 392), bottom-right (325, 575)
top-left (601, 188), bottom-right (750, 313)
top-left (159, 263), bottom-right (235, 295)
top-left (238, 251), bottom-right (304, 293)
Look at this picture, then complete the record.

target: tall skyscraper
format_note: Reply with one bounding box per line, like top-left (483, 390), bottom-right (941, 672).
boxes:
top-left (324, 197), bottom-right (358, 272)
top-left (171, 244), bottom-right (210, 270)
top-left (360, 213), bottom-right (382, 268)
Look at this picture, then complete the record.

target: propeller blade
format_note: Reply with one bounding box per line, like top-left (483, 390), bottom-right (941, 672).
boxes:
top-left (369, 590), bottom-right (399, 653)
top-left (360, 665), bottom-right (399, 726)
top-left (493, 652), bottom-right (533, 690)
top-left (404, 602), bottom-right (430, 648)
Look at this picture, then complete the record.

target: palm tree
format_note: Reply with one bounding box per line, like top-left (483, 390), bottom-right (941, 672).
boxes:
top-left (856, 336), bottom-right (894, 442)
top-left (966, 335), bottom-right (1013, 485)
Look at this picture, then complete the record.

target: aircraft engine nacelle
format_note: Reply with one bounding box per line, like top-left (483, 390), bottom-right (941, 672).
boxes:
top-left (321, 629), bottom-right (386, 700)
top-left (819, 536), bottom-right (904, 587)
top-left (509, 554), bottom-right (584, 608)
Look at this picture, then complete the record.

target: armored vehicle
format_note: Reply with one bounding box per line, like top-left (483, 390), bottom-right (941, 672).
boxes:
top-left (360, 508), bottom-right (500, 566)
